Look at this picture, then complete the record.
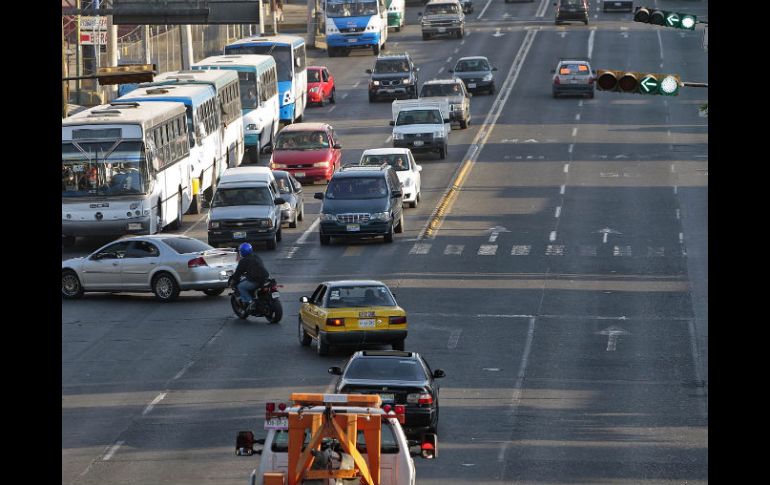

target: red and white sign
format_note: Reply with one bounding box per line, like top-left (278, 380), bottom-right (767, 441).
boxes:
top-left (80, 31), bottom-right (108, 45)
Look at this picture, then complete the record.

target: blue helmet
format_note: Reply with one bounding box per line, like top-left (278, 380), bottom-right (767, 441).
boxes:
top-left (238, 243), bottom-right (253, 257)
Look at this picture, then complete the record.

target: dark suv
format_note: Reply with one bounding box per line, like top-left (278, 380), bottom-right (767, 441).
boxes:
top-left (314, 165), bottom-right (404, 245)
top-left (554, 0), bottom-right (589, 25)
top-left (366, 53), bottom-right (420, 102)
top-left (329, 350), bottom-right (446, 436)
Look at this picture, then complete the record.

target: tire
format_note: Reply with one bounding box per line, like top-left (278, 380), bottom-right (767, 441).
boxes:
top-left (62, 235), bottom-right (76, 248)
top-left (373, 44), bottom-right (380, 55)
top-left (458, 29), bottom-right (464, 39)
top-left (298, 204), bottom-right (304, 221)
top-left (392, 339), bottom-right (405, 351)
top-left (320, 232), bottom-right (331, 245)
top-left (267, 233), bottom-right (278, 250)
top-left (488, 83), bottom-right (496, 95)
top-left (384, 223), bottom-right (394, 243)
top-left (171, 193), bottom-right (183, 230)
top-left (317, 334), bottom-right (330, 356)
top-left (369, 92), bottom-right (376, 103)
top-left (459, 118), bottom-right (468, 129)
top-left (152, 272), bottom-right (180, 302)
top-left (395, 26), bottom-right (401, 32)
top-left (231, 294), bottom-right (249, 319)
top-left (409, 198), bottom-right (417, 209)
top-left (416, 192), bottom-right (421, 203)
top-left (330, 88), bottom-right (336, 104)
top-left (267, 299), bottom-right (283, 323)
top-left (439, 144), bottom-right (447, 159)
top-left (202, 288), bottom-right (225, 296)
top-left (422, 33), bottom-right (430, 41)
top-left (276, 226), bottom-right (282, 242)
top-left (62, 269), bottom-right (84, 299)
top-left (298, 318), bottom-right (312, 346)
top-left (395, 213), bottom-right (404, 233)
top-left (289, 211), bottom-right (298, 228)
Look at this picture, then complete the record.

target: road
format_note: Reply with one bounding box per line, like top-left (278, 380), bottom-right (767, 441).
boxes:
top-left (63, 1), bottom-right (708, 483)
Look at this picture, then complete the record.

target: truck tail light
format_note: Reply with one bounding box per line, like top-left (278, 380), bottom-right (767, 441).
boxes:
top-left (188, 257), bottom-right (208, 268)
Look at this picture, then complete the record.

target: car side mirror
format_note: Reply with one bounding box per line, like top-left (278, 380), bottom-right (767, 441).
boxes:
top-left (333, 143), bottom-right (342, 149)
top-left (314, 192), bottom-right (324, 200)
top-left (392, 190), bottom-right (402, 198)
top-left (274, 197), bottom-right (286, 205)
top-left (263, 145), bottom-right (273, 154)
top-left (416, 165), bottom-right (422, 172)
top-left (389, 120), bottom-right (395, 126)
top-left (300, 296), bottom-right (309, 303)
top-left (328, 366), bottom-right (343, 375)
top-left (492, 67), bottom-right (498, 71)
top-left (433, 369), bottom-right (446, 378)
top-left (366, 68), bottom-right (373, 74)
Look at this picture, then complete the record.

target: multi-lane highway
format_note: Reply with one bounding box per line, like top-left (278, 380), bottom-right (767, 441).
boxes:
top-left (63, 1), bottom-right (708, 483)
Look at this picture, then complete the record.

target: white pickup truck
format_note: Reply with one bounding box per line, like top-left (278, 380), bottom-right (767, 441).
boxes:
top-left (390, 99), bottom-right (451, 159)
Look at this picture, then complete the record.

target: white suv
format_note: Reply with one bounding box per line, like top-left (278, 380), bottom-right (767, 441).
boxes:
top-left (359, 148), bottom-right (423, 208)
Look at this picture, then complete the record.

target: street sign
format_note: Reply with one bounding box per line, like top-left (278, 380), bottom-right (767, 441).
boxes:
top-left (80, 16), bottom-right (107, 31)
top-left (80, 31), bottom-right (108, 45)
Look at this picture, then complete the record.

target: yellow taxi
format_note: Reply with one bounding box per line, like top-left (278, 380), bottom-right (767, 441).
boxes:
top-left (298, 280), bottom-right (407, 356)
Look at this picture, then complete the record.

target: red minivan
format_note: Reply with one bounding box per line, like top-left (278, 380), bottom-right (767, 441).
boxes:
top-left (268, 123), bottom-right (342, 184)
top-left (307, 66), bottom-right (336, 106)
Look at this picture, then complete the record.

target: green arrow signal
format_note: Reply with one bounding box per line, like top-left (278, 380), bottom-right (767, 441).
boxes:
top-left (640, 75), bottom-right (659, 94)
top-left (666, 12), bottom-right (680, 26)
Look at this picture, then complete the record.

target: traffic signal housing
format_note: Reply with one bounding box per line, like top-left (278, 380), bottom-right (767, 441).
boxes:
top-left (595, 70), bottom-right (681, 96)
top-left (634, 6), bottom-right (696, 30)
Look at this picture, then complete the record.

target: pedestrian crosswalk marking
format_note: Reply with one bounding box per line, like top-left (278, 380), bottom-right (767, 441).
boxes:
top-left (478, 244), bottom-right (498, 255)
top-left (444, 244), bottom-right (464, 255)
top-left (613, 245), bottom-right (632, 257)
top-left (409, 243), bottom-right (431, 255)
top-left (546, 245), bottom-right (565, 256)
top-left (511, 245), bottom-right (531, 256)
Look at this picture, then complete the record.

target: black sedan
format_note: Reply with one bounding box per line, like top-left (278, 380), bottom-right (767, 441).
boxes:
top-left (272, 170), bottom-right (305, 228)
top-left (329, 350), bottom-right (445, 435)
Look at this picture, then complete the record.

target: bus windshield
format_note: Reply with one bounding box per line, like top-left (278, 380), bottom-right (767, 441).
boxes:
top-left (62, 141), bottom-right (148, 197)
top-left (326, 0), bottom-right (379, 18)
top-left (227, 45), bottom-right (292, 82)
top-left (238, 71), bottom-right (259, 109)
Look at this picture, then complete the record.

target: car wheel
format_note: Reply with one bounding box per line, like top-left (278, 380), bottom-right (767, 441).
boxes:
top-left (298, 318), bottom-right (312, 346)
top-left (289, 211), bottom-right (298, 228)
top-left (459, 118), bottom-right (468, 129)
top-left (416, 192), bottom-right (421, 203)
top-left (320, 232), bottom-right (331, 245)
top-left (369, 92), bottom-right (376, 103)
top-left (409, 197), bottom-right (417, 209)
top-left (267, 233), bottom-right (278, 250)
top-left (392, 339), bottom-right (405, 351)
top-left (330, 88), bottom-right (336, 104)
top-left (202, 288), bottom-right (225, 296)
top-left (276, 226), bottom-right (282, 242)
top-left (317, 334), bottom-right (330, 356)
top-left (372, 44), bottom-right (380, 55)
top-left (395, 213), bottom-right (404, 233)
top-left (439, 144), bottom-right (447, 159)
top-left (62, 269), bottom-right (84, 299)
top-left (298, 204), bottom-right (304, 221)
top-left (422, 33), bottom-right (430, 40)
top-left (488, 83), bottom-right (496, 95)
top-left (384, 223), bottom-right (394, 243)
top-left (152, 272), bottom-right (180, 302)
top-left (395, 26), bottom-right (401, 32)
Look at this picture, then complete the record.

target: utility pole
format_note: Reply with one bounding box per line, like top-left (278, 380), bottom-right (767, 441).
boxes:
top-left (272, 0), bottom-right (278, 35)
top-left (106, 13), bottom-right (118, 100)
top-left (258, 0), bottom-right (265, 34)
top-left (181, 25), bottom-right (194, 69)
top-left (75, 0), bottom-right (83, 105)
top-left (63, 17), bottom-right (68, 118)
top-left (306, 0), bottom-right (315, 47)
top-left (142, 25), bottom-right (151, 64)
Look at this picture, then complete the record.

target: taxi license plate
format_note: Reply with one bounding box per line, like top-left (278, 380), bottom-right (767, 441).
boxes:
top-left (413, 140), bottom-right (424, 147)
top-left (379, 393), bottom-right (395, 403)
top-left (128, 223), bottom-right (142, 230)
top-left (468, 83), bottom-right (476, 89)
top-left (358, 319), bottom-right (376, 327)
top-left (347, 224), bottom-right (360, 232)
top-left (295, 172), bottom-right (305, 178)
top-left (233, 231), bottom-right (246, 239)
top-left (438, 27), bottom-right (446, 33)
top-left (265, 417), bottom-right (288, 429)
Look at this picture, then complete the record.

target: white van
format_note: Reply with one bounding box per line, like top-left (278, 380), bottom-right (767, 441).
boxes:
top-left (387, 0), bottom-right (406, 32)
top-left (207, 167), bottom-right (286, 250)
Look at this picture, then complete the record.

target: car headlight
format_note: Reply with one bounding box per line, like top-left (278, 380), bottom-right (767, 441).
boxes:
top-left (372, 80), bottom-right (380, 86)
top-left (402, 79), bottom-right (411, 85)
top-left (403, 177), bottom-right (413, 187)
top-left (280, 202), bottom-right (291, 211)
top-left (259, 219), bottom-right (273, 228)
top-left (209, 221), bottom-right (219, 229)
top-left (309, 86), bottom-right (321, 93)
top-left (393, 132), bottom-right (404, 140)
top-left (312, 161), bottom-right (329, 167)
top-left (483, 73), bottom-right (493, 81)
top-left (433, 131), bottom-right (443, 138)
top-left (370, 212), bottom-right (391, 221)
top-left (320, 213), bottom-right (336, 222)
top-left (272, 163), bottom-right (288, 169)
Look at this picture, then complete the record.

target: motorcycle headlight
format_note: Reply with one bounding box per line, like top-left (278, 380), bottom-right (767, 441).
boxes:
top-left (320, 213), bottom-right (336, 222)
top-left (483, 73), bottom-right (494, 81)
top-left (370, 212), bottom-right (391, 221)
top-left (393, 132), bottom-right (404, 140)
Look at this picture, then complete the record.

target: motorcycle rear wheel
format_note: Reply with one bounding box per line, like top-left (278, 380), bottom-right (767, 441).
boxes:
top-left (267, 299), bottom-right (283, 324)
top-left (230, 294), bottom-right (249, 319)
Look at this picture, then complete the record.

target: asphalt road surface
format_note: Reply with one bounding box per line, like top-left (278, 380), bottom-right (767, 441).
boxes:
top-left (63, 1), bottom-right (708, 483)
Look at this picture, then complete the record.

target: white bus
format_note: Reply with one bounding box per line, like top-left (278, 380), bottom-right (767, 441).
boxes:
top-left (117, 83), bottom-right (223, 214)
top-left (151, 69), bottom-right (245, 172)
top-left (62, 101), bottom-right (192, 246)
top-left (224, 35), bottom-right (307, 125)
top-left (323, 0), bottom-right (389, 57)
top-left (193, 55), bottom-right (280, 164)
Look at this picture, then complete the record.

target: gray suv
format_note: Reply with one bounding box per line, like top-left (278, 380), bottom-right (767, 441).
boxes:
top-left (420, 0), bottom-right (465, 40)
top-left (552, 58), bottom-right (596, 98)
top-left (419, 78), bottom-right (472, 129)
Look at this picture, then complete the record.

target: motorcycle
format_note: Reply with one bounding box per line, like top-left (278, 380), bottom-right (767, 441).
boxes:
top-left (229, 277), bottom-right (283, 323)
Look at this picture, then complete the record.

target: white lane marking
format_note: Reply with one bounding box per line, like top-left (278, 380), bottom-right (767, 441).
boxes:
top-left (173, 361), bottom-right (194, 381)
top-left (546, 244), bottom-right (564, 255)
top-left (676, 209), bottom-right (680, 220)
top-left (182, 214), bottom-right (207, 236)
top-left (353, 81), bottom-right (360, 88)
top-left (559, 31), bottom-right (567, 38)
top-left (478, 244), bottom-right (498, 255)
top-left (536, 0), bottom-right (549, 17)
top-left (477, 0), bottom-right (494, 19)
top-left (679, 232), bottom-right (684, 244)
top-left (670, 163), bottom-right (676, 173)
top-left (549, 231), bottom-right (557, 241)
top-left (297, 218), bottom-right (320, 245)
top-left (103, 441), bottom-right (125, 461)
top-left (657, 29), bottom-right (664, 61)
top-left (438, 67), bottom-right (445, 74)
top-left (674, 185), bottom-right (678, 194)
top-left (563, 163), bottom-right (570, 173)
top-left (341, 93), bottom-right (348, 99)
top-left (554, 206), bottom-right (561, 218)
top-left (575, 113), bottom-right (581, 121)
top-left (409, 243), bottom-right (432, 254)
top-left (447, 329), bottom-right (462, 349)
top-left (572, 127), bottom-right (578, 137)
top-left (444, 244), bottom-right (464, 255)
top-left (454, 48), bottom-right (459, 54)
top-left (142, 392), bottom-right (167, 416)
top-left (328, 105), bottom-right (336, 113)
top-left (587, 29), bottom-right (595, 60)
top-left (461, 40), bottom-right (466, 46)
top-left (284, 246), bottom-right (299, 259)
top-left (613, 245), bottom-right (632, 257)
top-left (560, 184), bottom-right (566, 194)
top-left (511, 245), bottom-right (531, 256)
top-left (578, 100), bottom-right (583, 107)
top-left (446, 56), bottom-right (453, 63)
top-left (568, 144), bottom-right (574, 154)
top-left (386, 135), bottom-right (393, 143)
top-left (497, 317), bottom-right (536, 462)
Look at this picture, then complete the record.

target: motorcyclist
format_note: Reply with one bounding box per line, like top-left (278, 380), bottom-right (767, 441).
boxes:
top-left (229, 243), bottom-right (269, 311)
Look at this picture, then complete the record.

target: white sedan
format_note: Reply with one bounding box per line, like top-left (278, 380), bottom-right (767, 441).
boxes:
top-left (359, 148), bottom-right (422, 208)
top-left (61, 235), bottom-right (237, 302)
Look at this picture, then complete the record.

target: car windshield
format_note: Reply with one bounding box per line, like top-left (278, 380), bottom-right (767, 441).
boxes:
top-left (211, 187), bottom-right (273, 207)
top-left (420, 83), bottom-right (462, 97)
top-left (396, 109), bottom-right (442, 126)
top-left (561, 0), bottom-right (583, 5)
top-left (271, 423), bottom-right (399, 453)
top-left (344, 357), bottom-right (426, 381)
top-left (275, 131), bottom-right (330, 150)
top-left (274, 174), bottom-right (293, 194)
top-left (326, 0), bottom-right (379, 18)
top-left (558, 63), bottom-right (590, 75)
top-left (62, 140), bottom-right (149, 197)
top-left (326, 285), bottom-right (396, 307)
top-left (308, 69), bottom-right (322, 83)
top-left (361, 154), bottom-right (410, 172)
top-left (161, 237), bottom-right (214, 254)
top-left (425, 3), bottom-right (459, 14)
top-left (454, 59), bottom-right (490, 72)
top-left (374, 59), bottom-right (410, 74)
top-left (325, 177), bottom-right (389, 200)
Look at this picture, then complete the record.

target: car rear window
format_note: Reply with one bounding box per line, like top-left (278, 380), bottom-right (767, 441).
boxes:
top-left (161, 237), bottom-right (213, 254)
top-left (559, 64), bottom-right (590, 75)
top-left (326, 285), bottom-right (397, 307)
top-left (344, 357), bottom-right (427, 381)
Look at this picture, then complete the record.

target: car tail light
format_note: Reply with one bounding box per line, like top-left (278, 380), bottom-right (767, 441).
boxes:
top-left (278, 402), bottom-right (287, 411)
top-left (389, 316), bottom-right (407, 325)
top-left (188, 257), bottom-right (208, 268)
top-left (554, 77), bottom-right (561, 85)
top-left (418, 394), bottom-right (433, 405)
top-left (266, 402), bottom-right (276, 413)
top-left (383, 404), bottom-right (392, 413)
top-left (394, 404), bottom-right (406, 415)
top-left (326, 318), bottom-right (345, 327)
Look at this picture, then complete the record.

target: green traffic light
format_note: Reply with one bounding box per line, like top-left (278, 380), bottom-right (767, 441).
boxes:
top-left (659, 75), bottom-right (680, 95)
top-left (680, 15), bottom-right (696, 30)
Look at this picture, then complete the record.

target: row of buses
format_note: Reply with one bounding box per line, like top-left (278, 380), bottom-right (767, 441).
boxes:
top-left (62, 35), bottom-right (308, 246)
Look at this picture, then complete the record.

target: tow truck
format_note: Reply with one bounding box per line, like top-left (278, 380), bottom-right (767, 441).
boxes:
top-left (235, 393), bottom-right (438, 485)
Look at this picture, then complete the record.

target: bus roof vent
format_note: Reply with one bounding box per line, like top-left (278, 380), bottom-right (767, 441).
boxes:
top-left (146, 87), bottom-right (172, 95)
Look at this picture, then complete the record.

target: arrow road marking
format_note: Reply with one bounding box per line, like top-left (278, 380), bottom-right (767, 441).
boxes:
top-left (597, 228), bottom-right (621, 244)
top-left (597, 326), bottom-right (630, 351)
top-left (493, 28), bottom-right (505, 38)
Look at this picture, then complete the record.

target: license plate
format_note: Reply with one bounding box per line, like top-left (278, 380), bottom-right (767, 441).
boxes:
top-left (438, 27), bottom-right (446, 32)
top-left (413, 140), bottom-right (424, 147)
top-left (271, 292), bottom-right (280, 299)
top-left (468, 83), bottom-right (476, 89)
top-left (233, 231), bottom-right (246, 239)
top-left (386, 89), bottom-right (395, 93)
top-left (128, 223), bottom-right (142, 230)
top-left (569, 80), bottom-right (579, 84)
top-left (614, 2), bottom-right (622, 5)
top-left (348, 38), bottom-right (357, 42)
top-left (358, 319), bottom-right (376, 327)
top-left (347, 224), bottom-right (360, 232)
top-left (264, 417), bottom-right (288, 429)
top-left (379, 393), bottom-right (395, 403)
top-left (295, 172), bottom-right (305, 178)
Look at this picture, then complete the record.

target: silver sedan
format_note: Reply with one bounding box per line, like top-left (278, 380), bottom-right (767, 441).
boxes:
top-left (61, 235), bottom-right (238, 302)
